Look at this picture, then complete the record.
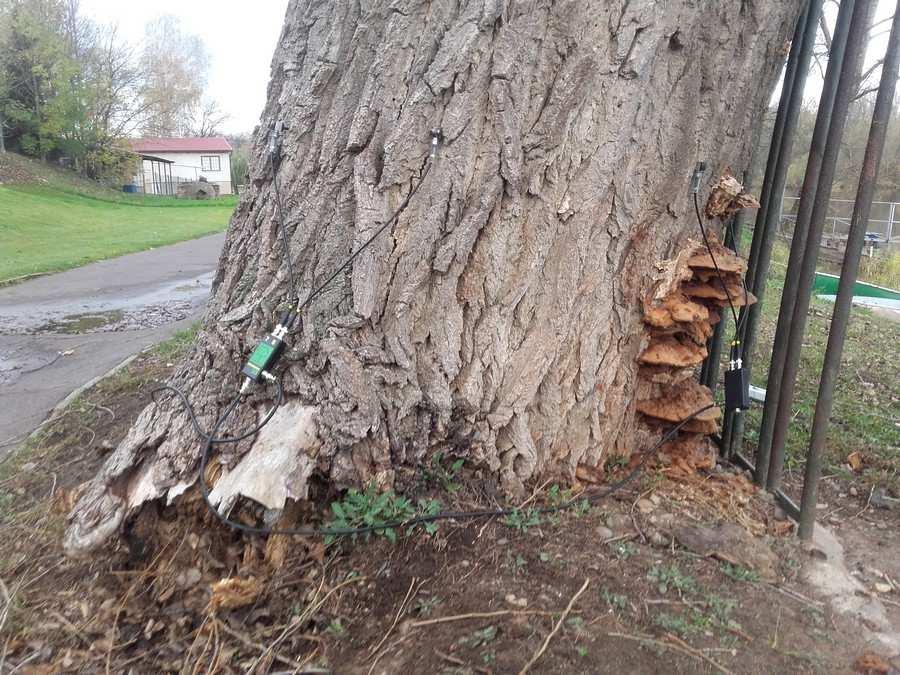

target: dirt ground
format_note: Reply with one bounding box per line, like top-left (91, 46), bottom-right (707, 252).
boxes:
top-left (1, 348), bottom-right (898, 674)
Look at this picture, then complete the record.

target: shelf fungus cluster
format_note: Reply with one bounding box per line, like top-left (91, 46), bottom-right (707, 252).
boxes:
top-left (636, 228), bottom-right (756, 477)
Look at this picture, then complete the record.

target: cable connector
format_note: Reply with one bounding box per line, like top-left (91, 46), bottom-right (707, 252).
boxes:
top-left (430, 128), bottom-right (443, 158)
top-left (724, 341), bottom-right (750, 412)
top-left (268, 120), bottom-right (285, 166)
top-left (690, 161), bottom-right (707, 194)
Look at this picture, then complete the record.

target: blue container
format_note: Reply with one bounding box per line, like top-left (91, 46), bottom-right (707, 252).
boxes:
top-left (122, 184), bottom-right (138, 193)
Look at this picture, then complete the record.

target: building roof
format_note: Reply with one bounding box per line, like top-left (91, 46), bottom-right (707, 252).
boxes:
top-left (139, 154), bottom-right (174, 164)
top-left (130, 137), bottom-right (233, 153)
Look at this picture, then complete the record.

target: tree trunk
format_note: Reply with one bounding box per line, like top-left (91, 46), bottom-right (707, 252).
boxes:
top-left (65, 0), bottom-right (803, 554)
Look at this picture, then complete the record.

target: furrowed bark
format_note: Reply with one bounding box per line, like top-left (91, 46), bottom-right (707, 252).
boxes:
top-left (65, 0), bottom-right (802, 554)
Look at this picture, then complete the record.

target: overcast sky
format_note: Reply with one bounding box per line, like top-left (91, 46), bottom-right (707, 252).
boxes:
top-left (79, 0), bottom-right (289, 135)
top-left (78, 0), bottom-right (896, 137)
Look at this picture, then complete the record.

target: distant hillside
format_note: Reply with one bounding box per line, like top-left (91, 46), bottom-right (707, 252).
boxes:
top-left (0, 151), bottom-right (123, 198)
top-left (0, 151), bottom-right (239, 208)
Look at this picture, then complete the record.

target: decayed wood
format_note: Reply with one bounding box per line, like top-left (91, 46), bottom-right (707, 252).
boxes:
top-left (64, 0), bottom-right (803, 554)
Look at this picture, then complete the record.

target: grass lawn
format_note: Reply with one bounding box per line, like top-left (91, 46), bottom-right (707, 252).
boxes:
top-left (0, 151), bottom-right (236, 282)
top-left (738, 237), bottom-right (900, 491)
top-left (0, 185), bottom-right (235, 282)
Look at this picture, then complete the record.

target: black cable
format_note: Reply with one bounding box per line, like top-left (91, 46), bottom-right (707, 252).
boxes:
top-left (160, 132), bottom-right (719, 540)
top-left (296, 157), bottom-right (435, 313)
top-left (194, 401), bottom-right (717, 538)
top-left (155, 149), bottom-right (437, 452)
top-left (152, 381), bottom-right (284, 444)
top-left (693, 192), bottom-right (741, 330)
top-left (271, 166), bottom-right (299, 306)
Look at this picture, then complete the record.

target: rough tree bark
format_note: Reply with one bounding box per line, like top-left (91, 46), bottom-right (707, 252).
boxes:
top-left (65, 0), bottom-right (803, 554)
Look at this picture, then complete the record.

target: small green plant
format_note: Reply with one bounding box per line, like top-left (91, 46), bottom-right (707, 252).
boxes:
top-left (407, 498), bottom-right (443, 536)
top-left (801, 606), bottom-right (826, 628)
top-left (546, 485), bottom-right (590, 517)
top-left (720, 563), bottom-right (760, 583)
top-left (602, 588), bottom-right (629, 612)
top-left (461, 625), bottom-right (497, 648)
top-left (572, 498), bottom-right (591, 517)
top-left (547, 484), bottom-right (574, 506)
top-left (566, 616), bottom-right (586, 632)
top-left (426, 452), bottom-right (465, 493)
top-left (505, 551), bottom-right (527, 575)
top-left (154, 323), bottom-right (200, 360)
top-left (503, 507), bottom-right (541, 532)
top-left (576, 646), bottom-right (588, 658)
top-left (704, 594), bottom-right (738, 627)
top-left (324, 484), bottom-right (418, 544)
top-left (326, 618), bottom-right (347, 638)
top-left (648, 565), bottom-right (698, 595)
top-left (412, 596), bottom-right (441, 617)
top-left (654, 612), bottom-right (697, 638)
top-left (611, 541), bottom-right (638, 559)
top-left (539, 551), bottom-right (551, 562)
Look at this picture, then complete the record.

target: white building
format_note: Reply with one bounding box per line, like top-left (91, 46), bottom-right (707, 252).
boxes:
top-left (130, 137), bottom-right (234, 196)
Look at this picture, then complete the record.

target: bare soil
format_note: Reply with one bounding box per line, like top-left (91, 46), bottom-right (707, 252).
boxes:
top-left (1, 349), bottom-right (897, 674)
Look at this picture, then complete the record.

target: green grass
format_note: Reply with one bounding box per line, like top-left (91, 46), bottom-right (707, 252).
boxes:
top-left (857, 251), bottom-right (900, 290)
top-left (154, 323), bottom-right (201, 361)
top-left (0, 184), bottom-right (234, 282)
top-left (0, 151), bottom-right (235, 282)
top-left (739, 236), bottom-right (900, 490)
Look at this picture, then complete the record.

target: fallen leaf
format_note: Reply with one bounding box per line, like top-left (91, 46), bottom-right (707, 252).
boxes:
top-left (208, 577), bottom-right (262, 612)
top-left (770, 520), bottom-right (794, 537)
top-left (854, 651), bottom-right (891, 673)
top-left (175, 567), bottom-right (202, 588)
top-left (636, 498), bottom-right (655, 514)
top-left (847, 451), bottom-right (863, 472)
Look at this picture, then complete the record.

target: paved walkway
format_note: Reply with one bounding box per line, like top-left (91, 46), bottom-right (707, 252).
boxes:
top-left (0, 233), bottom-right (225, 456)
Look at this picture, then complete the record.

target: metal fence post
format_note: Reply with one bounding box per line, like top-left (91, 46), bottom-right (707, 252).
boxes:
top-left (766, 0), bottom-right (873, 491)
top-left (721, 0), bottom-right (822, 464)
top-left (888, 201), bottom-right (896, 243)
top-left (753, 0), bottom-right (858, 487)
top-left (798, 2), bottom-right (900, 540)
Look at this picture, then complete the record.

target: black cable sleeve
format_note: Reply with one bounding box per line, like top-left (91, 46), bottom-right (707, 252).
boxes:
top-left (195, 403), bottom-right (717, 538)
top-left (271, 162), bottom-right (299, 306)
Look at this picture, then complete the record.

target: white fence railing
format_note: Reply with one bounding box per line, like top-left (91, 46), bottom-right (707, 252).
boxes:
top-left (780, 196), bottom-right (899, 245)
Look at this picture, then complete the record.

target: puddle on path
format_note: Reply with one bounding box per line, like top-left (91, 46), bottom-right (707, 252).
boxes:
top-left (0, 272), bottom-right (210, 335)
top-left (39, 310), bottom-right (125, 334)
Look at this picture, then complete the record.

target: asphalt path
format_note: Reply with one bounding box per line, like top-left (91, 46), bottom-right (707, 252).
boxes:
top-left (0, 233), bottom-right (225, 457)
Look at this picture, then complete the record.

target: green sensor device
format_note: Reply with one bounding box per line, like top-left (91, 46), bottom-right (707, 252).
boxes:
top-left (241, 334), bottom-right (285, 382)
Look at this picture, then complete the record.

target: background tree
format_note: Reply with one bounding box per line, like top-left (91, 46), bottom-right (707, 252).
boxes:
top-left (0, 0), bottom-right (144, 178)
top-left (0, 3), bottom-right (224, 179)
top-left (227, 131), bottom-right (250, 190)
top-left (780, 2), bottom-right (899, 203)
top-left (138, 14), bottom-right (209, 137)
top-left (187, 96), bottom-right (229, 137)
top-left (0, 0), bottom-right (72, 159)
top-left (65, 0), bottom-right (805, 553)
